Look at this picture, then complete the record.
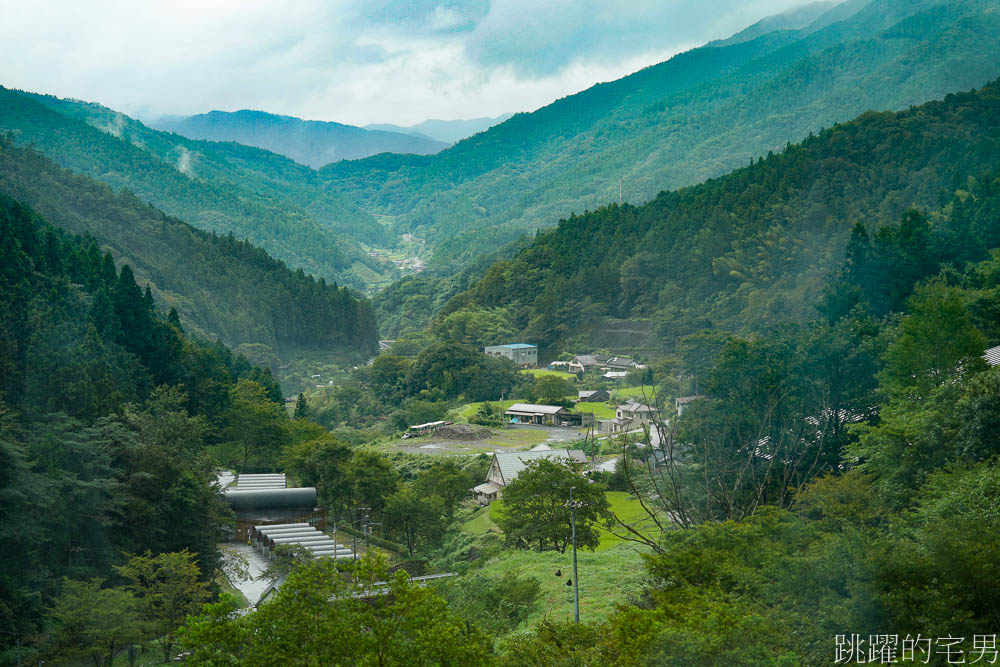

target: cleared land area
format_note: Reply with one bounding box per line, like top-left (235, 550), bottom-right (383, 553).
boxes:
top-left (460, 492), bottom-right (657, 625)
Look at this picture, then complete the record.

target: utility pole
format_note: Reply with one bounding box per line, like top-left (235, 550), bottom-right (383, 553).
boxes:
top-left (567, 486), bottom-right (585, 624)
top-left (619, 179), bottom-right (623, 206)
top-left (359, 507), bottom-right (370, 556)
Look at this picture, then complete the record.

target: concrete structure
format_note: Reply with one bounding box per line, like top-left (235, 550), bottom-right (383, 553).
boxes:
top-left (484, 343), bottom-right (538, 368)
top-left (616, 400), bottom-right (658, 426)
top-left (675, 395), bottom-right (704, 416)
top-left (473, 449), bottom-right (587, 503)
top-left (597, 417), bottom-right (636, 434)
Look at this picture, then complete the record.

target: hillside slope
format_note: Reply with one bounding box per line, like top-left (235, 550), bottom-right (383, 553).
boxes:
top-left (0, 88), bottom-right (396, 289)
top-left (0, 136), bottom-right (377, 359)
top-left (441, 80), bottom-right (1000, 354)
top-left (321, 0), bottom-right (1000, 269)
top-left (154, 110), bottom-right (449, 168)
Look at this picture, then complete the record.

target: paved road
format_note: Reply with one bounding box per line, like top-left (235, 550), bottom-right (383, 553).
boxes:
top-left (226, 543), bottom-right (273, 606)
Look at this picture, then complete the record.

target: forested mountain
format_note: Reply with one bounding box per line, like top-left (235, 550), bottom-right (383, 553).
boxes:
top-left (438, 80), bottom-right (1000, 354)
top-left (365, 113), bottom-right (515, 144)
top-left (321, 0), bottom-right (1000, 270)
top-left (153, 110), bottom-right (449, 168)
top-left (707, 0), bottom-right (846, 48)
top-left (0, 136), bottom-right (377, 359)
top-left (0, 195), bottom-right (292, 651)
top-left (0, 88), bottom-right (395, 289)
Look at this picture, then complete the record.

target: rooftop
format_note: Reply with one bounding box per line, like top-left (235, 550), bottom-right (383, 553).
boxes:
top-left (506, 403), bottom-right (568, 414)
top-left (490, 343), bottom-right (536, 349)
top-left (492, 449), bottom-right (587, 485)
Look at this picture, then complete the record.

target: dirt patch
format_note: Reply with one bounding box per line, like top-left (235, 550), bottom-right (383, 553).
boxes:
top-left (434, 424), bottom-right (494, 441)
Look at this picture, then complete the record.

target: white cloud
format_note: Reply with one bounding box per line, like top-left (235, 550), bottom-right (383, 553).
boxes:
top-left (0, 0), bottom-right (829, 126)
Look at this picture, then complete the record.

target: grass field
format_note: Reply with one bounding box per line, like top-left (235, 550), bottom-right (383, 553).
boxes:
top-left (464, 492), bottom-right (657, 552)
top-left (614, 385), bottom-right (658, 401)
top-left (571, 401), bottom-right (617, 419)
top-left (459, 492), bottom-right (659, 627)
top-left (462, 504), bottom-right (502, 536)
top-left (520, 368), bottom-right (578, 381)
top-left (476, 541), bottom-right (650, 627)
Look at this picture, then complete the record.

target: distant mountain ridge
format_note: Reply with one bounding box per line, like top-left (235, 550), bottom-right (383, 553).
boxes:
top-left (707, 0), bottom-right (849, 47)
top-left (320, 0), bottom-right (1000, 272)
top-left (365, 114), bottom-right (515, 144)
top-left (0, 88), bottom-right (398, 289)
top-left (153, 110), bottom-right (449, 168)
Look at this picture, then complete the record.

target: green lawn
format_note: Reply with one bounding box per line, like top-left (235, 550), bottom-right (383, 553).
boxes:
top-left (461, 492), bottom-right (658, 626)
top-left (613, 385), bottom-right (658, 401)
top-left (520, 368), bottom-right (578, 381)
top-left (466, 492), bottom-right (656, 552)
top-left (475, 541), bottom-right (650, 628)
top-left (462, 505), bottom-right (502, 536)
top-left (571, 400), bottom-right (616, 419)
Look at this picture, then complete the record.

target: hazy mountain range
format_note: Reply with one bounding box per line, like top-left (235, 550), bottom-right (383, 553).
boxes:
top-left (364, 114), bottom-right (515, 145)
top-left (152, 110), bottom-right (450, 168)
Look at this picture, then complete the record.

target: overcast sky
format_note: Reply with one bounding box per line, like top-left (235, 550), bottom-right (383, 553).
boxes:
top-left (2, 1), bottom-right (821, 126)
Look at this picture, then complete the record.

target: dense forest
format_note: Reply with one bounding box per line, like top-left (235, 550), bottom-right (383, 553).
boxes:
top-left (0, 194), bottom-right (297, 658)
top-left (0, 136), bottom-right (377, 359)
top-left (0, 88), bottom-right (394, 289)
top-left (438, 79), bottom-right (1000, 355)
top-left (321, 0), bottom-right (1000, 270)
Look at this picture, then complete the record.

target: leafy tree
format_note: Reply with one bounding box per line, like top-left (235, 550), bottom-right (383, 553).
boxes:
top-left (178, 552), bottom-right (491, 665)
top-left (221, 378), bottom-right (288, 472)
top-left (531, 374), bottom-right (575, 406)
top-left (115, 550), bottom-right (211, 663)
top-left (47, 578), bottom-right (144, 667)
top-left (347, 449), bottom-right (399, 515)
top-left (470, 401), bottom-right (503, 427)
top-left (412, 461), bottom-right (474, 516)
top-left (280, 432), bottom-right (353, 519)
top-left (878, 282), bottom-right (987, 402)
top-left (383, 485), bottom-right (446, 557)
top-left (443, 571), bottom-right (541, 637)
top-left (496, 458), bottom-right (610, 552)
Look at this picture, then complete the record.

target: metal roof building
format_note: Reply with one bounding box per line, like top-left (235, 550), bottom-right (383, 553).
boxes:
top-left (236, 473), bottom-right (287, 490)
top-left (223, 486), bottom-right (327, 541)
top-left (484, 343), bottom-right (538, 368)
top-left (505, 403), bottom-right (570, 425)
top-left (473, 448), bottom-right (587, 503)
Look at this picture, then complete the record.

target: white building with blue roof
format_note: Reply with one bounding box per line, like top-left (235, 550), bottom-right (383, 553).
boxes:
top-left (484, 343), bottom-right (538, 368)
